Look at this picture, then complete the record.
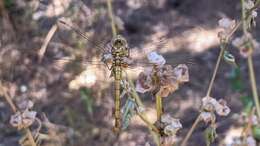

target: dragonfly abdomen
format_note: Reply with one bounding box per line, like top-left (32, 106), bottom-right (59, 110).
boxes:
top-left (113, 65), bottom-right (122, 134)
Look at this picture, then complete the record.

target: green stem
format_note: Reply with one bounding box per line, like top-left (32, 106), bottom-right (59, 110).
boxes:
top-left (156, 94), bottom-right (163, 120)
top-left (106, 0), bottom-right (117, 37)
top-left (128, 79), bottom-right (144, 107)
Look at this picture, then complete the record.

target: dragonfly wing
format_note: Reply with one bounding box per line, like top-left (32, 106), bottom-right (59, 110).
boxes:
top-left (53, 56), bottom-right (105, 71)
top-left (126, 54), bottom-right (195, 70)
top-left (58, 19), bottom-right (111, 54)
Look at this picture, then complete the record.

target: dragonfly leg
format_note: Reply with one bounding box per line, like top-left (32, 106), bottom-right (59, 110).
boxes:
top-left (104, 62), bottom-right (111, 70)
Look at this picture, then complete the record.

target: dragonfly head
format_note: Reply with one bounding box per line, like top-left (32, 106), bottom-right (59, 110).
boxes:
top-left (112, 35), bottom-right (128, 51)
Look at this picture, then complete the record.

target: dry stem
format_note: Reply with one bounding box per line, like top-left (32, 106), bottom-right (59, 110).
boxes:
top-left (38, 24), bottom-right (58, 63)
top-left (241, 0), bottom-right (260, 119)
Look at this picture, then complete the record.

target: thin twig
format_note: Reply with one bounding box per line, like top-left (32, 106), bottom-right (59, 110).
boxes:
top-left (0, 83), bottom-right (17, 112)
top-left (248, 56), bottom-right (260, 119)
top-left (206, 43), bottom-right (226, 97)
top-left (180, 115), bottom-right (201, 146)
top-left (38, 24), bottom-right (58, 63)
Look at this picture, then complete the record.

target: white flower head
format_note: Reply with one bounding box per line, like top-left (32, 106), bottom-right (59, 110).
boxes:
top-left (147, 51), bottom-right (166, 66)
top-left (20, 85), bottom-right (28, 93)
top-left (218, 18), bottom-right (236, 30)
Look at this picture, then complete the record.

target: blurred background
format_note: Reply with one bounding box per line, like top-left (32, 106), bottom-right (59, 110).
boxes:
top-left (0, 0), bottom-right (260, 146)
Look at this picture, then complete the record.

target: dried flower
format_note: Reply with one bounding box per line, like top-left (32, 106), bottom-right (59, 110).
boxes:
top-left (136, 52), bottom-right (189, 97)
top-left (200, 96), bottom-right (230, 123)
top-left (10, 110), bottom-right (37, 130)
top-left (10, 100), bottom-right (37, 130)
top-left (215, 99), bottom-right (231, 116)
top-left (135, 71), bottom-right (154, 93)
top-left (160, 114), bottom-right (182, 136)
top-left (218, 18), bottom-right (236, 41)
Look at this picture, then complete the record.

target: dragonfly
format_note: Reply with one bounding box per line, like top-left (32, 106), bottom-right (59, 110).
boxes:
top-left (55, 20), bottom-right (194, 134)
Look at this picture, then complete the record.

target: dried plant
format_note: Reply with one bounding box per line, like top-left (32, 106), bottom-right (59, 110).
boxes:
top-left (1, 0), bottom-right (260, 146)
